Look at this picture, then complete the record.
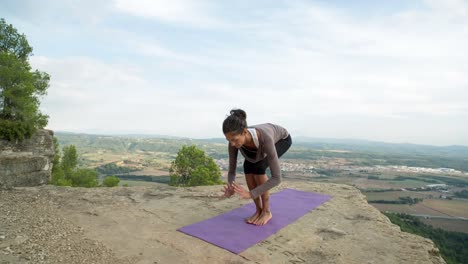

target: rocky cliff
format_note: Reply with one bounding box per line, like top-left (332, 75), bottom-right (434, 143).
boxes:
top-left (0, 180), bottom-right (446, 264)
top-left (0, 129), bottom-right (54, 189)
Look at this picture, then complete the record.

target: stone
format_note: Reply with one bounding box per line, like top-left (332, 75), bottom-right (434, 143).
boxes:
top-left (0, 130), bottom-right (54, 189)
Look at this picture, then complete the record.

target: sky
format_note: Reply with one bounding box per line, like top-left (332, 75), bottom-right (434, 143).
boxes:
top-left (1, 0), bottom-right (467, 146)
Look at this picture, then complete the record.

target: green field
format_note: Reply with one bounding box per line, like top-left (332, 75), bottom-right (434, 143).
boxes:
top-left (54, 132), bottom-right (468, 235)
top-left (364, 191), bottom-right (439, 201)
top-left (423, 199), bottom-right (468, 218)
top-left (371, 199), bottom-right (468, 217)
top-left (421, 218), bottom-right (468, 234)
top-left (370, 198), bottom-right (468, 234)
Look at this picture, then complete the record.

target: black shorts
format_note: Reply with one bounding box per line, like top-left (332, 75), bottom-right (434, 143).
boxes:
top-left (243, 134), bottom-right (292, 175)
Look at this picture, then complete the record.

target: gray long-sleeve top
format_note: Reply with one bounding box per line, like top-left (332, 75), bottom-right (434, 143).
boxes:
top-left (227, 123), bottom-right (289, 199)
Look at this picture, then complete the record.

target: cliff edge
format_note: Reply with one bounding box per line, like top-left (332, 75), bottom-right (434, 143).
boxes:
top-left (0, 180), bottom-right (445, 264)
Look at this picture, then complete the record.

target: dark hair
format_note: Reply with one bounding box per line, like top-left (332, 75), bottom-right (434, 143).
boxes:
top-left (222, 109), bottom-right (247, 135)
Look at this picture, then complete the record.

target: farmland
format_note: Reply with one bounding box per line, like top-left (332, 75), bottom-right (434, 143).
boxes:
top-left (55, 132), bottom-right (468, 233)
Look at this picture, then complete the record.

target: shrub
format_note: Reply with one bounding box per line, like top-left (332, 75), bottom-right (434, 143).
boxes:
top-left (102, 176), bottom-right (120, 187)
top-left (69, 169), bottom-right (98, 188)
top-left (169, 145), bottom-right (222, 187)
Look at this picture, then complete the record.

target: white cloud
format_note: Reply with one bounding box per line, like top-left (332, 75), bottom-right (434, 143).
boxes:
top-left (7, 0), bottom-right (467, 145)
top-left (114, 0), bottom-right (223, 28)
top-left (29, 56), bottom-right (246, 137)
top-left (424, 0), bottom-right (468, 17)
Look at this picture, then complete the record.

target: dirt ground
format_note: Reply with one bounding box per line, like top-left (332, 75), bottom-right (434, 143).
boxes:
top-left (1, 181), bottom-right (445, 264)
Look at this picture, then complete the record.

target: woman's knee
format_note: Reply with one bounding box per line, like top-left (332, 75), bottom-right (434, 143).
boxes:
top-left (245, 174), bottom-right (257, 189)
top-left (254, 174), bottom-right (268, 184)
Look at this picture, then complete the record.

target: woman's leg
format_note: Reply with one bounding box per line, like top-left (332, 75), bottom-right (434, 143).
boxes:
top-left (245, 173), bottom-right (262, 223)
top-left (253, 174), bottom-right (273, 225)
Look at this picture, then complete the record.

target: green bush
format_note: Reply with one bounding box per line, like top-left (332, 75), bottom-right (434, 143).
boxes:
top-left (69, 169), bottom-right (98, 188)
top-left (50, 166), bottom-right (71, 186)
top-left (102, 176), bottom-right (120, 187)
top-left (169, 145), bottom-right (222, 187)
top-left (49, 143), bottom-right (99, 188)
top-left (454, 189), bottom-right (468, 198)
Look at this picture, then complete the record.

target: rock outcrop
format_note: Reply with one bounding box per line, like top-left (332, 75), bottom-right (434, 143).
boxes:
top-left (0, 129), bottom-right (54, 189)
top-left (0, 180), bottom-right (446, 264)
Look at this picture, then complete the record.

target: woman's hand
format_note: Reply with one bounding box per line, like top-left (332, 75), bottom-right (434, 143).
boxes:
top-left (232, 182), bottom-right (252, 199)
top-left (222, 182), bottom-right (235, 198)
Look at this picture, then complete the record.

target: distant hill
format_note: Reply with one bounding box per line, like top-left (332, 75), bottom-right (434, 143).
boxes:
top-left (292, 136), bottom-right (468, 159)
top-left (54, 131), bottom-right (228, 158)
top-left (54, 131), bottom-right (468, 171)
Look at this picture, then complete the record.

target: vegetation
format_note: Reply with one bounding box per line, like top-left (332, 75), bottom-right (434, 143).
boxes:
top-left (102, 176), bottom-right (120, 187)
top-left (69, 168), bottom-right (99, 188)
top-left (361, 188), bottom-right (401, 192)
top-left (285, 142), bottom-right (468, 172)
top-left (369, 196), bottom-right (423, 205)
top-left (96, 163), bottom-right (139, 175)
top-left (169, 145), bottom-right (222, 186)
top-left (51, 142), bottom-right (98, 187)
top-left (61, 145), bottom-right (78, 175)
top-left (384, 212), bottom-right (468, 264)
top-left (423, 176), bottom-right (468, 187)
top-left (454, 190), bottom-right (468, 199)
top-left (393, 176), bottom-right (439, 183)
top-left (314, 169), bottom-right (341, 177)
top-left (114, 175), bottom-right (170, 184)
top-left (0, 18), bottom-right (50, 141)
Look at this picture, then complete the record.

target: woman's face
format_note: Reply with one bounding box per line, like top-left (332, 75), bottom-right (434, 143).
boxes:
top-left (225, 130), bottom-right (247, 148)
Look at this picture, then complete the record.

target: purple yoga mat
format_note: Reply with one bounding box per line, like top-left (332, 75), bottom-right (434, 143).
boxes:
top-left (178, 188), bottom-right (332, 254)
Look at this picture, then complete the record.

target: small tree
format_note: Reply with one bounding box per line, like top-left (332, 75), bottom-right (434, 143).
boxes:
top-left (61, 145), bottom-right (78, 174)
top-left (102, 175), bottom-right (120, 187)
top-left (169, 145), bottom-right (222, 186)
top-left (50, 137), bottom-right (70, 186)
top-left (49, 142), bottom-right (98, 188)
top-left (69, 169), bottom-right (98, 188)
top-left (0, 18), bottom-right (50, 141)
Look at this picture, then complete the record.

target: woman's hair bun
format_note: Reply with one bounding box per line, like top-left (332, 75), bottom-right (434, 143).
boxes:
top-left (230, 109), bottom-right (247, 120)
top-left (223, 108), bottom-right (247, 134)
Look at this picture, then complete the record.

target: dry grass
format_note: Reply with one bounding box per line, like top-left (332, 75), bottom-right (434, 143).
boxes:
top-left (364, 191), bottom-right (440, 201)
top-left (371, 203), bottom-right (447, 216)
top-left (422, 199), bottom-right (468, 218)
top-left (371, 198), bottom-right (468, 218)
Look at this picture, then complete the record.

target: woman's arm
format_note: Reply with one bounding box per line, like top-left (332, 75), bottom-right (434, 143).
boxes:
top-left (227, 144), bottom-right (238, 184)
top-left (250, 136), bottom-right (282, 199)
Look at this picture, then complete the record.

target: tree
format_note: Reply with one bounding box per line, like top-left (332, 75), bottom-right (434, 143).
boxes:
top-left (49, 141), bottom-right (99, 188)
top-left (51, 137), bottom-right (61, 173)
top-left (69, 169), bottom-right (98, 188)
top-left (102, 176), bottom-right (120, 187)
top-left (0, 18), bottom-right (49, 141)
top-left (169, 145), bottom-right (222, 186)
top-left (50, 137), bottom-right (70, 186)
top-left (61, 145), bottom-right (78, 174)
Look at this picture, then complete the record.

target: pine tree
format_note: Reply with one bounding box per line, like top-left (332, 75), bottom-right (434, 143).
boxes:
top-left (0, 18), bottom-right (49, 141)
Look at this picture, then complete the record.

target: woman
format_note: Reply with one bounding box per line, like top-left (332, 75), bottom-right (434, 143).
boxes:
top-left (222, 109), bottom-right (292, 226)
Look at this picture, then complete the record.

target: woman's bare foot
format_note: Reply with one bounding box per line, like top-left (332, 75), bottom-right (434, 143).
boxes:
top-left (254, 210), bottom-right (272, 226)
top-left (245, 210), bottom-right (262, 224)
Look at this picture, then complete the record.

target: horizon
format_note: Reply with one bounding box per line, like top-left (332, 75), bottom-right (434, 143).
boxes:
top-left (54, 130), bottom-right (468, 148)
top-left (1, 0), bottom-right (467, 146)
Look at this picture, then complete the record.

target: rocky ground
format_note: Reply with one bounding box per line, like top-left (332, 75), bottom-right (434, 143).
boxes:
top-left (0, 180), bottom-right (446, 264)
top-left (0, 187), bottom-right (134, 264)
